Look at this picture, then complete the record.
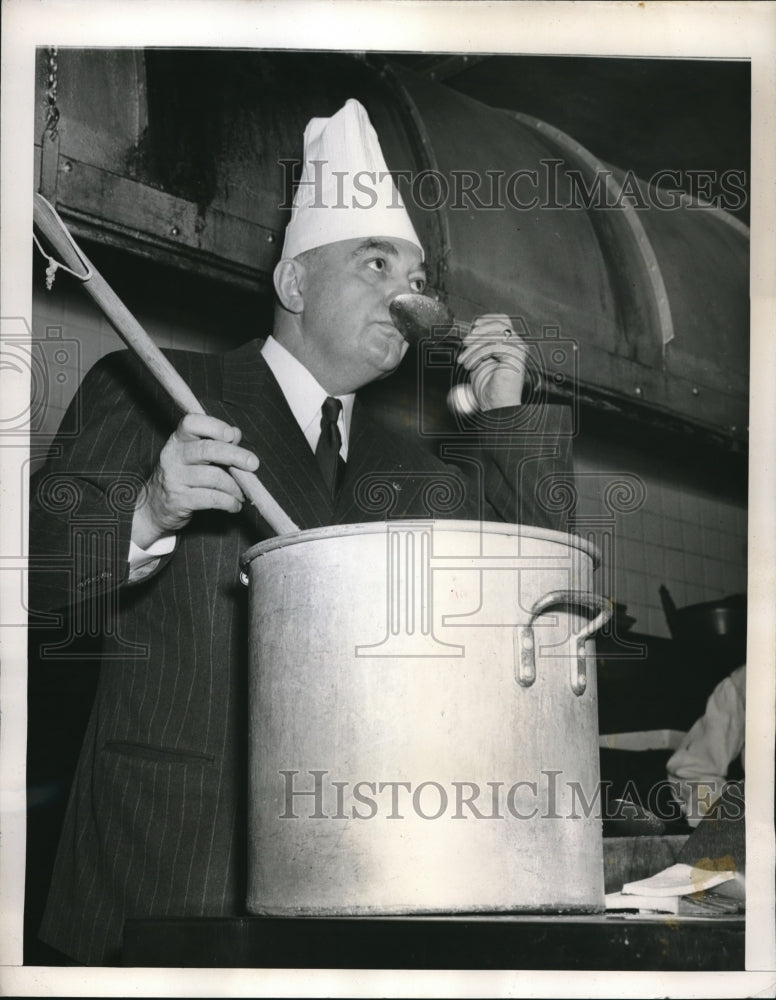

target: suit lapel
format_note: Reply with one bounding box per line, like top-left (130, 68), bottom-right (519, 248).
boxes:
top-left (335, 398), bottom-right (415, 523)
top-left (211, 342), bottom-right (456, 532)
top-left (209, 341), bottom-right (335, 532)
top-left (337, 397), bottom-right (479, 523)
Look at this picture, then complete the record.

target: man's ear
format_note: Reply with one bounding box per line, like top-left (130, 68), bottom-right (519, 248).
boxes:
top-left (273, 258), bottom-right (306, 314)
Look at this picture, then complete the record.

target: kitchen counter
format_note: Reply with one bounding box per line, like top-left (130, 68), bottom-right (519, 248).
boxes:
top-left (122, 835), bottom-right (744, 970)
top-left (122, 912), bottom-right (744, 970)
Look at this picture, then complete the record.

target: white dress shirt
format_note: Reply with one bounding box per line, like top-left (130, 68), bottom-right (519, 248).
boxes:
top-left (260, 334), bottom-right (354, 458)
top-left (128, 336), bottom-right (354, 580)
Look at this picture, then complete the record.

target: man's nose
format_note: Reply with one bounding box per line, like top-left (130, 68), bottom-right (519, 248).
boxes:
top-left (385, 272), bottom-right (416, 304)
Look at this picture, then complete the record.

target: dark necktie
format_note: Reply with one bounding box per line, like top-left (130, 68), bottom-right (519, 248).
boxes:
top-left (315, 396), bottom-right (345, 497)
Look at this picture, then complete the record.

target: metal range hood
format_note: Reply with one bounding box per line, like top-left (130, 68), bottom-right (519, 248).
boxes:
top-left (34, 49), bottom-right (749, 449)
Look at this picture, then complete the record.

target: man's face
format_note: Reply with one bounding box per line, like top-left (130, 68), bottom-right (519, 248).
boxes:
top-left (297, 236), bottom-right (426, 394)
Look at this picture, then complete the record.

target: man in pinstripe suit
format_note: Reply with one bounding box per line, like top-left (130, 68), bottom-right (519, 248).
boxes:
top-left (29, 100), bottom-right (573, 964)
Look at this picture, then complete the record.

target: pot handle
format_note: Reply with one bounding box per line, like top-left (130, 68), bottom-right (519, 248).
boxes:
top-left (515, 590), bottom-right (613, 696)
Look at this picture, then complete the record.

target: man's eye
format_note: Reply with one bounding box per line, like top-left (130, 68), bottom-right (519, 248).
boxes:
top-left (411, 277), bottom-right (426, 293)
top-left (367, 258), bottom-right (386, 273)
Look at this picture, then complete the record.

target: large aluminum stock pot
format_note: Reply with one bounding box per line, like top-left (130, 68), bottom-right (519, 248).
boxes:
top-left (239, 519), bottom-right (610, 915)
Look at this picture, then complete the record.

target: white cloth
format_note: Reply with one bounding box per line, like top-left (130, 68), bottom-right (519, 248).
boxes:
top-left (280, 98), bottom-right (423, 260)
top-left (128, 336), bottom-right (354, 581)
top-left (667, 665), bottom-right (746, 827)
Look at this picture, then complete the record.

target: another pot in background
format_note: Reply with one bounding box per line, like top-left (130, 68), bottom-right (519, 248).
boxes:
top-left (659, 585), bottom-right (747, 677)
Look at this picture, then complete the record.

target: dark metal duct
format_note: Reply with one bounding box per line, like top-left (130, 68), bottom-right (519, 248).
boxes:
top-left (34, 49), bottom-right (748, 446)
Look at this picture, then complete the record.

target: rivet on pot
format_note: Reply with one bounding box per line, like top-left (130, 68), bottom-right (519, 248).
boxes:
top-left (514, 626), bottom-right (536, 688)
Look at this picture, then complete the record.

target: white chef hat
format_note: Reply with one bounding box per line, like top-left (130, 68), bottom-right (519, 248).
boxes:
top-left (280, 98), bottom-right (424, 261)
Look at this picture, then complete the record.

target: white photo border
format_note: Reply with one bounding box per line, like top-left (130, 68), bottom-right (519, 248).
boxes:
top-left (2, 1), bottom-right (774, 996)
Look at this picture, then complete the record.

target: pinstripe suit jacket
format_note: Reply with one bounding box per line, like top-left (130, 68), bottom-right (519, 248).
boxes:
top-left (29, 339), bottom-right (572, 965)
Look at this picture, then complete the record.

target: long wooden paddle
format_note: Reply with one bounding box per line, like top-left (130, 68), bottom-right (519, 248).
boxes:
top-left (32, 193), bottom-right (299, 537)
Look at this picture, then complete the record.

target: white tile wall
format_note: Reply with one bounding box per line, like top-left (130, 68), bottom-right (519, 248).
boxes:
top-left (30, 277), bottom-right (242, 464)
top-left (573, 437), bottom-right (747, 637)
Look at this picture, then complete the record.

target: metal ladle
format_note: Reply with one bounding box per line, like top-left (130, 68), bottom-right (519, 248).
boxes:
top-left (389, 293), bottom-right (492, 414)
top-left (389, 292), bottom-right (457, 345)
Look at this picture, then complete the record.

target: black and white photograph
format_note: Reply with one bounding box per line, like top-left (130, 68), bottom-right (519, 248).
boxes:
top-left (1, 1), bottom-right (774, 996)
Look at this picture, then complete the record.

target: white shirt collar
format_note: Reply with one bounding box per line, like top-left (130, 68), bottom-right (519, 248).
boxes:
top-left (260, 335), bottom-right (354, 458)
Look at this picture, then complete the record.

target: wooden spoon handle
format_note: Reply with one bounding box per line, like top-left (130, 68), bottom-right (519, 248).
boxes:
top-left (33, 193), bottom-right (299, 537)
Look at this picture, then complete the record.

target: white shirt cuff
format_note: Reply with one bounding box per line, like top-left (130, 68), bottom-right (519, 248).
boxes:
top-left (127, 534), bottom-right (177, 582)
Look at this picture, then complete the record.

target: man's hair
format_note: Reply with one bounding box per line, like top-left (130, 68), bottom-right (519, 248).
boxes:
top-left (294, 245), bottom-right (327, 270)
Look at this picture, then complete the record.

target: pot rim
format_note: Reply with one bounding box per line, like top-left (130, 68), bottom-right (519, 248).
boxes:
top-left (240, 519), bottom-right (601, 570)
